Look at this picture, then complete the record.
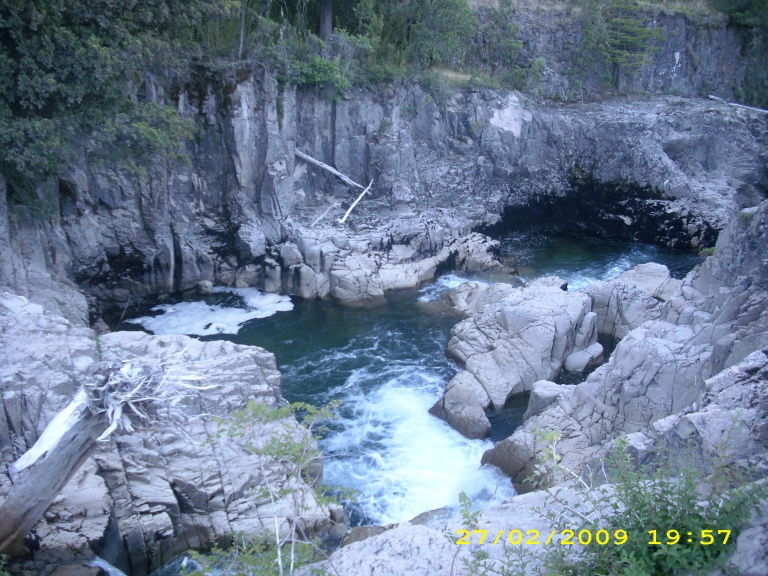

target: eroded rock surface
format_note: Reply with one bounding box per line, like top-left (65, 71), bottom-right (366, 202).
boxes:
top-left (0, 293), bottom-right (332, 575)
top-left (430, 279), bottom-right (597, 438)
top-left (484, 202), bottom-right (768, 488)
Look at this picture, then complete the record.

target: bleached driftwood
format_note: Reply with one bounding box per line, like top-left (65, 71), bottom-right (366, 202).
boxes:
top-left (0, 353), bottom-right (212, 555)
top-left (295, 149), bottom-right (374, 225)
top-left (295, 149), bottom-right (366, 190)
top-left (0, 388), bottom-right (106, 555)
top-left (338, 179), bottom-right (373, 224)
top-left (310, 202), bottom-right (341, 228)
top-left (708, 94), bottom-right (768, 114)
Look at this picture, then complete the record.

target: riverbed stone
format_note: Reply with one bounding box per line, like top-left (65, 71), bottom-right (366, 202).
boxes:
top-left (0, 293), bottom-right (332, 575)
top-left (443, 281), bottom-right (596, 418)
top-left (429, 371), bottom-right (491, 439)
top-left (483, 201), bottom-right (768, 489)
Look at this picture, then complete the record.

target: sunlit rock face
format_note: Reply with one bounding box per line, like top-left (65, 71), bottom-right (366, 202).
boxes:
top-left (0, 292), bottom-right (331, 575)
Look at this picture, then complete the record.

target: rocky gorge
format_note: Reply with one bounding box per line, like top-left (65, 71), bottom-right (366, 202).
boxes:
top-left (1, 4), bottom-right (768, 575)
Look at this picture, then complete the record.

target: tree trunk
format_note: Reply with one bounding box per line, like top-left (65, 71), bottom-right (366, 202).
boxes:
top-left (238, 0), bottom-right (249, 60)
top-left (320, 0), bottom-right (332, 41)
top-left (0, 389), bottom-right (107, 555)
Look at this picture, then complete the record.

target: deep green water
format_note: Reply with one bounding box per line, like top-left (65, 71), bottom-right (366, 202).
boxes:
top-left (124, 232), bottom-right (702, 527)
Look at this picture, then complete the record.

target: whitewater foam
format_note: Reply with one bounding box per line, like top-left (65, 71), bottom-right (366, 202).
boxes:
top-left (126, 287), bottom-right (293, 336)
top-left (418, 273), bottom-right (489, 302)
top-left (323, 378), bottom-right (514, 524)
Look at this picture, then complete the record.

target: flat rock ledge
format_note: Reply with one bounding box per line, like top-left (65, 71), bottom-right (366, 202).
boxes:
top-left (0, 292), bottom-right (335, 576)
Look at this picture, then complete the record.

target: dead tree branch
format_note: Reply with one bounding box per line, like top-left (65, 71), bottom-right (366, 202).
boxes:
top-left (294, 149), bottom-right (366, 190)
top-left (0, 353), bottom-right (213, 555)
top-left (338, 179), bottom-right (373, 224)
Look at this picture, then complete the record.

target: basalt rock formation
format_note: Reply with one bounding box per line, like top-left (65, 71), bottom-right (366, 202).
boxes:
top-left (2, 73), bottom-right (766, 318)
top-left (1, 11), bottom-right (767, 574)
top-left (0, 293), bottom-right (335, 575)
top-left (483, 201), bottom-right (768, 488)
top-left (429, 279), bottom-right (600, 439)
top-left (297, 203), bottom-right (768, 576)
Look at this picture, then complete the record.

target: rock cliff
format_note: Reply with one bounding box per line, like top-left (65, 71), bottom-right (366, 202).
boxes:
top-left (0, 293), bottom-right (334, 575)
top-left (0, 11), bottom-right (767, 574)
top-left (2, 74), bottom-right (765, 316)
top-left (297, 201), bottom-right (768, 576)
top-left (483, 201), bottom-right (768, 487)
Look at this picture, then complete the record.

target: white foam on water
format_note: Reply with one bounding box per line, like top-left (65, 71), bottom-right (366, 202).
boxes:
top-left (418, 273), bottom-right (489, 302)
top-left (126, 288), bottom-right (293, 336)
top-left (322, 371), bottom-right (515, 525)
top-left (554, 254), bottom-right (638, 291)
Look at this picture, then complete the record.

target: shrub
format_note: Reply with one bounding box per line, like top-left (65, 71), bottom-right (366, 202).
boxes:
top-left (539, 436), bottom-right (767, 576)
top-left (187, 400), bottom-right (340, 576)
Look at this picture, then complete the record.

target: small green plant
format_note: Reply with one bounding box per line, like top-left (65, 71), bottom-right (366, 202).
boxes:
top-left (536, 435), bottom-right (768, 576)
top-left (699, 246), bottom-right (717, 257)
top-left (188, 400), bottom-right (340, 576)
top-left (0, 555), bottom-right (11, 576)
top-left (458, 491), bottom-right (482, 532)
top-left (739, 210), bottom-right (755, 222)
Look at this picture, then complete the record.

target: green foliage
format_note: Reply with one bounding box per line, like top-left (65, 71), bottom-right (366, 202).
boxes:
top-left (462, 434), bottom-right (766, 576)
top-left (187, 533), bottom-right (321, 576)
top-left (540, 436), bottom-right (766, 576)
top-left (699, 246), bottom-right (717, 256)
top-left (411, 0), bottom-right (478, 67)
top-left (575, 438), bottom-right (765, 575)
top-left (576, 0), bottom-right (662, 87)
top-left (605, 0), bottom-right (662, 77)
top-left (0, 555), bottom-right (11, 576)
top-left (711, 0), bottom-right (768, 29)
top-left (471, 0), bottom-right (528, 89)
top-left (0, 0), bottom-right (227, 188)
top-left (458, 491), bottom-right (482, 532)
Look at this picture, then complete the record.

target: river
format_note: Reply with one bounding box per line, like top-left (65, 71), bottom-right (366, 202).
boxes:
top-left (123, 232), bottom-right (701, 527)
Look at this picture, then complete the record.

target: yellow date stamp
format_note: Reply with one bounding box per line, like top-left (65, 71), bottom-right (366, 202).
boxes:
top-left (455, 529), bottom-right (629, 546)
top-left (455, 528), bottom-right (733, 547)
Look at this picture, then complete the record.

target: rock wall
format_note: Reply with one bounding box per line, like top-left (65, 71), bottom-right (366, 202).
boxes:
top-left (0, 293), bottom-right (335, 575)
top-left (510, 4), bottom-right (758, 103)
top-left (483, 201), bottom-right (768, 487)
top-left (2, 71), bottom-right (765, 315)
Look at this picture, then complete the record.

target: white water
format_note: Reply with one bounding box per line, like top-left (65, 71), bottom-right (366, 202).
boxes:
top-left (126, 287), bottom-right (293, 336)
top-left (417, 272), bottom-right (490, 302)
top-left (282, 322), bottom-right (515, 525)
top-left (323, 373), bottom-right (513, 524)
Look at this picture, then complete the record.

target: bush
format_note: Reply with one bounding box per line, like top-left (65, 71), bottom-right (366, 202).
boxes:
top-left (187, 400), bottom-right (340, 576)
top-left (540, 436), bottom-right (767, 576)
top-left (461, 434), bottom-right (767, 576)
top-left (411, 0), bottom-right (478, 67)
top-left (576, 0), bottom-right (662, 88)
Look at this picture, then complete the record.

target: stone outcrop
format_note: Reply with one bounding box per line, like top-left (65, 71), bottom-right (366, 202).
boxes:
top-left (3, 68), bottom-right (765, 315)
top-left (509, 5), bottom-right (764, 104)
top-left (430, 279), bottom-right (599, 439)
top-left (584, 262), bottom-right (682, 339)
top-left (302, 204), bottom-right (768, 576)
top-left (483, 202), bottom-right (768, 488)
top-left (0, 15), bottom-right (765, 573)
top-left (0, 292), bottom-right (333, 575)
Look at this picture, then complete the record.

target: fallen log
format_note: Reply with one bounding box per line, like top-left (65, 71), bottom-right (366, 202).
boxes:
top-left (339, 179), bottom-right (374, 224)
top-left (295, 149), bottom-right (366, 190)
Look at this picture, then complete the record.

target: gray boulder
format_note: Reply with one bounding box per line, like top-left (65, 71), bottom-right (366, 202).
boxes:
top-left (433, 280), bottom-right (597, 438)
top-left (483, 201), bottom-right (768, 488)
top-left (0, 292), bottom-right (331, 575)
